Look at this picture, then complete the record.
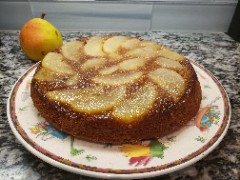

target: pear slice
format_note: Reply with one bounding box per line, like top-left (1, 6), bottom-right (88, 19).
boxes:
top-left (119, 58), bottom-right (145, 71)
top-left (159, 46), bottom-right (185, 61)
top-left (103, 36), bottom-right (128, 53)
top-left (156, 57), bottom-right (183, 70)
top-left (42, 52), bottom-right (74, 74)
top-left (112, 84), bottom-right (157, 123)
top-left (62, 40), bottom-right (84, 61)
top-left (148, 68), bottom-right (185, 99)
top-left (126, 46), bottom-right (158, 58)
top-left (99, 65), bottom-right (119, 75)
top-left (34, 68), bottom-right (68, 81)
top-left (65, 74), bottom-right (79, 86)
top-left (107, 53), bottom-right (122, 62)
top-left (121, 38), bottom-right (140, 49)
top-left (84, 36), bottom-right (105, 57)
top-left (81, 58), bottom-right (106, 71)
top-left (93, 71), bottom-right (143, 86)
top-left (46, 89), bottom-right (82, 104)
top-left (140, 40), bottom-right (160, 49)
top-left (72, 96), bottom-right (114, 113)
top-left (72, 86), bottom-right (126, 113)
top-left (47, 86), bottom-right (126, 114)
top-left (46, 87), bottom-right (106, 101)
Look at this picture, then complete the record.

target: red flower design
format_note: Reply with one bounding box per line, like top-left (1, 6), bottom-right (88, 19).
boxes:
top-left (129, 156), bottom-right (153, 167)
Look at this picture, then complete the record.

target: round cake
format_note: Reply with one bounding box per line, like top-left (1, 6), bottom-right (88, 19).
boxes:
top-left (31, 35), bottom-right (202, 144)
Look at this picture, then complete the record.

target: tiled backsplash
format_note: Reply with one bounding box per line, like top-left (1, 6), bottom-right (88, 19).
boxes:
top-left (0, 0), bottom-right (237, 32)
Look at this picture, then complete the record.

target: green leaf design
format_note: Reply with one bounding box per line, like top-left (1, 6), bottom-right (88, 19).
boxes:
top-left (149, 140), bottom-right (167, 158)
top-left (36, 131), bottom-right (48, 138)
top-left (166, 136), bottom-right (176, 142)
top-left (19, 106), bottom-right (28, 111)
top-left (195, 136), bottom-right (206, 143)
top-left (37, 113), bottom-right (42, 117)
top-left (202, 95), bottom-right (207, 100)
top-left (71, 148), bottom-right (84, 156)
top-left (86, 155), bottom-right (97, 162)
top-left (204, 85), bottom-right (211, 89)
top-left (70, 136), bottom-right (84, 156)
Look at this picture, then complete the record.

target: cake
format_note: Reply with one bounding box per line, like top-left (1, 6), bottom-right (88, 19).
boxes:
top-left (31, 35), bottom-right (202, 144)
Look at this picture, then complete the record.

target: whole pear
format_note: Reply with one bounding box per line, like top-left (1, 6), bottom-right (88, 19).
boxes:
top-left (20, 14), bottom-right (63, 61)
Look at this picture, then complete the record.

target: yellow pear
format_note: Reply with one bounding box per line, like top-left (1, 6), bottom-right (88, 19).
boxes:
top-left (20, 14), bottom-right (63, 61)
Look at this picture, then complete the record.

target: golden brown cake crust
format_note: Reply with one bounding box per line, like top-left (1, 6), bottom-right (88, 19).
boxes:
top-left (30, 36), bottom-right (202, 144)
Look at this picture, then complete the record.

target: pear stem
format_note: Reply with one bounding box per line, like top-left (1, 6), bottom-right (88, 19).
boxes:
top-left (41, 13), bottom-right (46, 19)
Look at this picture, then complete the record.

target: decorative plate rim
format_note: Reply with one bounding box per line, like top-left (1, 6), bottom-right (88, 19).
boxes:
top-left (7, 60), bottom-right (231, 179)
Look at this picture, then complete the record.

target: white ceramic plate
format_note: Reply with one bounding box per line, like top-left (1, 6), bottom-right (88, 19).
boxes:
top-left (7, 61), bottom-right (231, 179)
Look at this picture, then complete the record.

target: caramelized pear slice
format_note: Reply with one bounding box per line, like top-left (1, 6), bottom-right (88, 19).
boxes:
top-left (112, 84), bottom-right (157, 123)
top-left (62, 40), bottom-right (84, 61)
top-left (34, 68), bottom-right (68, 81)
top-left (159, 46), bottom-right (185, 61)
top-left (99, 65), bottom-right (119, 75)
top-left (121, 38), bottom-right (140, 49)
top-left (126, 46), bottom-right (158, 58)
top-left (42, 52), bottom-right (74, 74)
top-left (103, 36), bottom-right (128, 53)
top-left (93, 71), bottom-right (143, 86)
top-left (65, 74), bottom-right (79, 86)
top-left (140, 40), bottom-right (160, 49)
top-left (46, 89), bottom-right (83, 103)
top-left (148, 68), bottom-right (185, 99)
top-left (73, 96), bottom-right (115, 113)
top-left (107, 53), bottom-right (122, 62)
top-left (84, 36), bottom-right (105, 57)
top-left (46, 86), bottom-right (126, 114)
top-left (72, 86), bottom-right (126, 113)
top-left (156, 57), bottom-right (183, 70)
top-left (119, 58), bottom-right (145, 71)
top-left (81, 58), bottom-right (106, 70)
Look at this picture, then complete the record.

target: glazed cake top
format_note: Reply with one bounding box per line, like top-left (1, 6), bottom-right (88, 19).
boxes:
top-left (33, 35), bottom-right (189, 123)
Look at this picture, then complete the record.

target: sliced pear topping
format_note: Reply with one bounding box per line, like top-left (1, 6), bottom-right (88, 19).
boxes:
top-left (47, 87), bottom-right (106, 101)
top-left (62, 40), bottom-right (84, 61)
top-left (140, 40), bottom-right (160, 49)
top-left (121, 38), bottom-right (140, 49)
top-left (42, 52), bottom-right (74, 74)
top-left (99, 65), bottom-right (119, 75)
top-left (107, 53), bottom-right (122, 62)
top-left (156, 57), bottom-right (183, 70)
top-left (46, 89), bottom-right (84, 103)
top-left (112, 84), bottom-right (157, 123)
top-left (73, 96), bottom-right (115, 113)
top-left (99, 57), bottom-right (146, 75)
top-left (84, 36), bottom-right (105, 57)
top-left (112, 85), bottom-right (126, 102)
top-left (126, 46), bottom-right (158, 58)
top-left (72, 86), bottom-right (126, 113)
top-left (81, 58), bottom-right (106, 70)
top-left (46, 88), bottom-right (101, 101)
top-left (119, 58), bottom-right (146, 71)
top-left (159, 46), bottom-right (185, 61)
top-left (34, 68), bottom-right (68, 81)
top-left (65, 74), bottom-right (79, 86)
top-left (93, 71), bottom-right (143, 86)
top-left (47, 87), bottom-right (126, 114)
top-left (103, 36), bottom-right (129, 53)
top-left (148, 68), bottom-right (185, 99)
